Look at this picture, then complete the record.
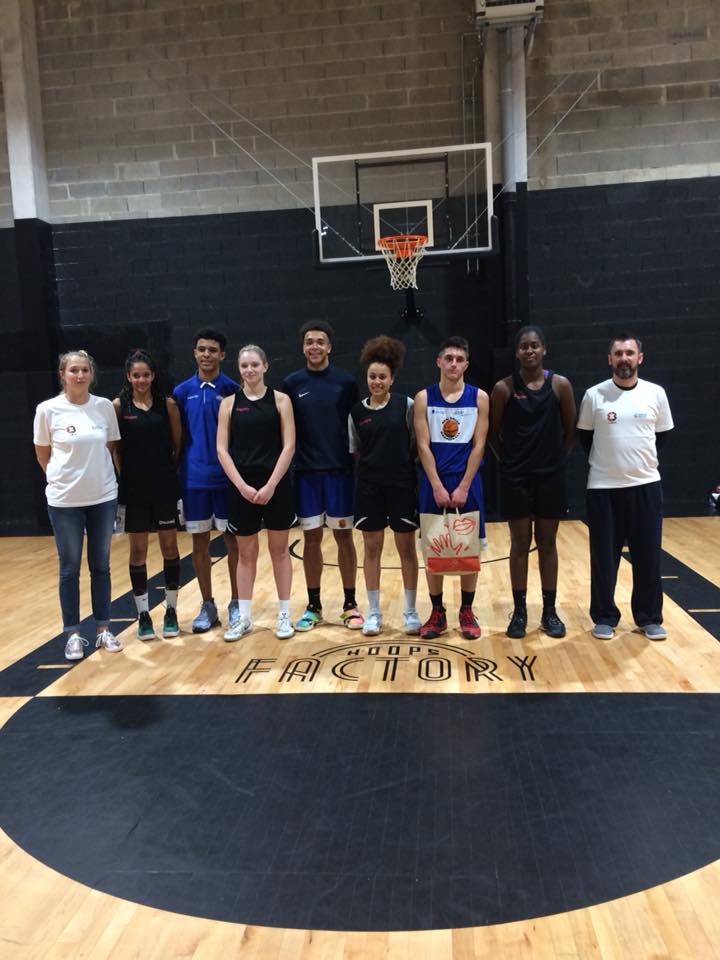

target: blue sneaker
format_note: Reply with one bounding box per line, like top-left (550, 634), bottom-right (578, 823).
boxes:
top-left (193, 600), bottom-right (219, 633)
top-left (592, 623), bottom-right (614, 640)
top-left (403, 609), bottom-right (422, 635)
top-left (362, 611), bottom-right (383, 636)
top-left (295, 607), bottom-right (323, 632)
top-left (643, 623), bottom-right (667, 641)
top-left (228, 600), bottom-right (240, 629)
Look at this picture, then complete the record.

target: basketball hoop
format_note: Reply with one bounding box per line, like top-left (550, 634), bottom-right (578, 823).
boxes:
top-left (377, 234), bottom-right (428, 291)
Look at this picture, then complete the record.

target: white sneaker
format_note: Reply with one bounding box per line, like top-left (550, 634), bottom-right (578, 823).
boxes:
top-left (362, 611), bottom-right (383, 636)
top-left (224, 616), bottom-right (252, 642)
top-left (96, 629), bottom-right (122, 652)
top-left (65, 633), bottom-right (88, 661)
top-left (275, 612), bottom-right (295, 639)
top-left (403, 609), bottom-right (422, 635)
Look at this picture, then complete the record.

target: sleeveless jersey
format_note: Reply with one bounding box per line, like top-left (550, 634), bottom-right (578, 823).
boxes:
top-left (229, 388), bottom-right (282, 473)
top-left (349, 394), bottom-right (413, 486)
top-left (425, 383), bottom-right (479, 476)
top-left (500, 370), bottom-right (565, 476)
top-left (118, 397), bottom-right (178, 505)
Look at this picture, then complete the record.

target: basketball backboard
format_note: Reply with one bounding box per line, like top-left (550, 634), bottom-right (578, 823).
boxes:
top-left (312, 143), bottom-right (495, 266)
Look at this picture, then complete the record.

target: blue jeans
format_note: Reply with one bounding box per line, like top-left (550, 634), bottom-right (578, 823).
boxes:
top-left (47, 499), bottom-right (117, 633)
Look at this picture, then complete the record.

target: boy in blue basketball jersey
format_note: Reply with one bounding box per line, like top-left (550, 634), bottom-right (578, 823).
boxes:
top-left (414, 336), bottom-right (489, 640)
top-left (173, 329), bottom-right (240, 632)
top-left (280, 321), bottom-right (364, 631)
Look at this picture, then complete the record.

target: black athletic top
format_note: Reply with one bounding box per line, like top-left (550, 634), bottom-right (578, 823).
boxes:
top-left (229, 388), bottom-right (282, 474)
top-left (349, 394), bottom-right (414, 487)
top-left (500, 370), bottom-right (565, 476)
top-left (118, 397), bottom-right (178, 505)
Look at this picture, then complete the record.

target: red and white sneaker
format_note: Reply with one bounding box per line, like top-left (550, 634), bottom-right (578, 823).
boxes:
top-left (340, 606), bottom-right (365, 630)
top-left (459, 605), bottom-right (481, 640)
top-left (419, 606), bottom-right (447, 639)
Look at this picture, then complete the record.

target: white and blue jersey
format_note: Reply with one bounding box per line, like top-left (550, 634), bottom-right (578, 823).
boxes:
top-left (419, 383), bottom-right (485, 527)
top-left (173, 372), bottom-right (239, 490)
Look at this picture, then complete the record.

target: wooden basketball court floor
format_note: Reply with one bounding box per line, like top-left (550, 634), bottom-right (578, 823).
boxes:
top-left (1, 516), bottom-right (719, 959)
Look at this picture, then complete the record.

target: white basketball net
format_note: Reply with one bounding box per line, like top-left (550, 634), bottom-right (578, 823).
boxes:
top-left (378, 235), bottom-right (428, 291)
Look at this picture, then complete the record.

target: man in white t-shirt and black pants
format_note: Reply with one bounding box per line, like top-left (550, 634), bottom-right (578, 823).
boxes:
top-left (577, 334), bottom-right (674, 641)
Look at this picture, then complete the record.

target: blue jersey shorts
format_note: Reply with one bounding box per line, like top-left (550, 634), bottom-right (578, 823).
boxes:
top-left (182, 486), bottom-right (230, 534)
top-left (295, 470), bottom-right (355, 530)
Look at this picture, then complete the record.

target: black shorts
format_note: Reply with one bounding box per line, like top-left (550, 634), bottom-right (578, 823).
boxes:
top-left (123, 500), bottom-right (180, 533)
top-left (354, 478), bottom-right (418, 533)
top-left (500, 468), bottom-right (567, 520)
top-left (227, 472), bottom-right (295, 536)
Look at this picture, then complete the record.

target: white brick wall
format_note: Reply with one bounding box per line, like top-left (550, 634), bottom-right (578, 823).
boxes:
top-left (19, 0), bottom-right (720, 222)
top-left (527, 0), bottom-right (720, 189)
top-left (35, 0), bottom-right (476, 222)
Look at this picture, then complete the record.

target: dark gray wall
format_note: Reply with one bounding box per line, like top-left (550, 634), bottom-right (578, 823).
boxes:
top-left (528, 175), bottom-right (720, 516)
top-left (0, 206), bottom-right (507, 534)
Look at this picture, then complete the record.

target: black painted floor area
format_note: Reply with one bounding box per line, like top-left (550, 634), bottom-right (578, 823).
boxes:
top-left (1, 693), bottom-right (718, 931)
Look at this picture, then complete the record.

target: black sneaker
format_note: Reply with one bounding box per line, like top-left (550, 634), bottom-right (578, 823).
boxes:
top-left (506, 608), bottom-right (527, 639)
top-left (137, 610), bottom-right (155, 640)
top-left (163, 607), bottom-right (180, 638)
top-left (540, 610), bottom-right (566, 638)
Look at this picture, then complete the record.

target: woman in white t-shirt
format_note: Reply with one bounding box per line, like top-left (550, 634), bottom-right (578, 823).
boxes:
top-left (33, 350), bottom-right (123, 660)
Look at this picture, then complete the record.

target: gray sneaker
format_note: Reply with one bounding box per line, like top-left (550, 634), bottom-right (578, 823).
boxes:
top-left (224, 616), bottom-right (252, 642)
top-left (275, 612), bottom-right (295, 639)
top-left (193, 600), bottom-right (219, 633)
top-left (403, 609), bottom-right (422, 635)
top-left (96, 629), bottom-right (122, 652)
top-left (592, 623), bottom-right (614, 640)
top-left (228, 599), bottom-right (240, 628)
top-left (362, 611), bottom-right (383, 636)
top-left (643, 623), bottom-right (667, 641)
top-left (64, 633), bottom-right (88, 661)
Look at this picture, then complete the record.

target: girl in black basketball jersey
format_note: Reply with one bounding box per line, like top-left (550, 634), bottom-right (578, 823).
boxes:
top-left (216, 344), bottom-right (296, 641)
top-left (349, 336), bottom-right (420, 637)
top-left (113, 349), bottom-right (182, 640)
top-left (489, 326), bottom-right (576, 639)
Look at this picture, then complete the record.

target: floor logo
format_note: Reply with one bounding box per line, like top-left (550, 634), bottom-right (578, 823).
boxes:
top-left (235, 641), bottom-right (538, 685)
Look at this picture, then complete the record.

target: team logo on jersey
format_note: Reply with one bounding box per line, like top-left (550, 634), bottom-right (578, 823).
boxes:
top-left (65, 425), bottom-right (76, 434)
top-left (235, 406), bottom-right (250, 413)
top-left (441, 417), bottom-right (460, 440)
top-left (607, 411), bottom-right (617, 423)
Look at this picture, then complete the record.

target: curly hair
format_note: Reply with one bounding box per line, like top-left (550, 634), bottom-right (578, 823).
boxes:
top-left (118, 348), bottom-right (167, 404)
top-left (359, 336), bottom-right (406, 374)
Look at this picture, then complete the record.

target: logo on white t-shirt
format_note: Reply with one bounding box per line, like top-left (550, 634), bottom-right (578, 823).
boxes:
top-left (607, 411), bottom-right (617, 423)
top-left (66, 425), bottom-right (76, 434)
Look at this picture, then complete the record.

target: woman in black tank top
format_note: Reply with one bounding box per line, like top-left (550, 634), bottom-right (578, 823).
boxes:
top-left (113, 349), bottom-right (182, 641)
top-left (217, 344), bottom-right (296, 642)
top-left (348, 336), bottom-right (420, 637)
top-left (489, 327), bottom-right (576, 640)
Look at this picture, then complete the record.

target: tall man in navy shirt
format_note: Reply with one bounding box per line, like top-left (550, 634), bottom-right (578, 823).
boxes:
top-left (280, 321), bottom-right (364, 631)
top-left (173, 329), bottom-right (240, 632)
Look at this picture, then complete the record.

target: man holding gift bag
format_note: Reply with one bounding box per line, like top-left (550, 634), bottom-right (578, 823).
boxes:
top-left (414, 337), bottom-right (490, 640)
